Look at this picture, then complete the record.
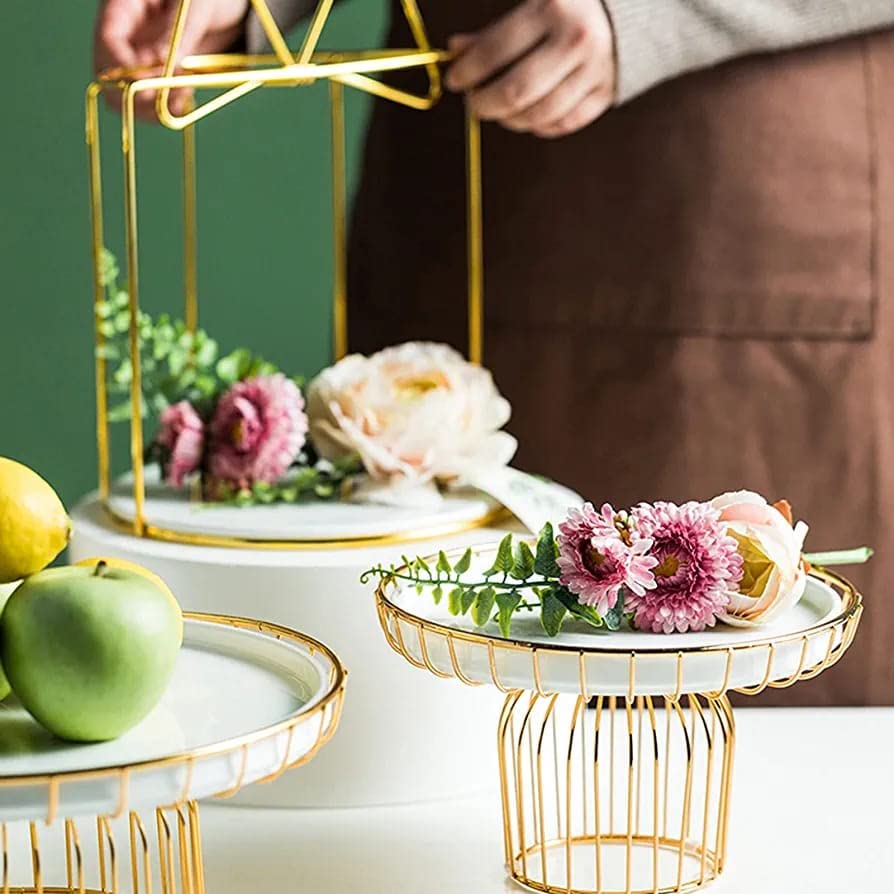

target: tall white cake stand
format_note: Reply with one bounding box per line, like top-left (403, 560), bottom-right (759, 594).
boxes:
top-left (374, 543), bottom-right (862, 894)
top-left (0, 613), bottom-right (345, 894)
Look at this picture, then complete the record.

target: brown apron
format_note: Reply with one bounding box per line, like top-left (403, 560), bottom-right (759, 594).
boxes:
top-left (347, 2), bottom-right (894, 706)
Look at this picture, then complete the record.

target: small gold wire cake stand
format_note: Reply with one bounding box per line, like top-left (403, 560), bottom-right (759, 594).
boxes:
top-left (0, 613), bottom-right (346, 894)
top-left (375, 546), bottom-right (862, 894)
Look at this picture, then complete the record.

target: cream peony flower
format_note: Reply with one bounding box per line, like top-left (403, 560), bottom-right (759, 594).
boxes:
top-left (306, 343), bottom-right (517, 494)
top-left (711, 490), bottom-right (809, 628)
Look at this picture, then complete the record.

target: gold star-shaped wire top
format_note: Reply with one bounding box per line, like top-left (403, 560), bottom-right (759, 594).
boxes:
top-left (97, 0), bottom-right (447, 130)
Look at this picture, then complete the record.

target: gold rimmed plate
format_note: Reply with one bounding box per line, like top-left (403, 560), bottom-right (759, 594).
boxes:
top-left (0, 614), bottom-right (346, 823)
top-left (376, 543), bottom-right (862, 698)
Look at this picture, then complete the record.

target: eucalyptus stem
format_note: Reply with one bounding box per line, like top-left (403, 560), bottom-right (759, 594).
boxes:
top-left (379, 569), bottom-right (554, 591)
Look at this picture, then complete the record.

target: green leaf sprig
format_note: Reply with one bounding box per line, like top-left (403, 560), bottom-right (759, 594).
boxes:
top-left (213, 454), bottom-right (364, 506)
top-left (363, 524), bottom-right (621, 638)
top-left (95, 249), bottom-right (291, 421)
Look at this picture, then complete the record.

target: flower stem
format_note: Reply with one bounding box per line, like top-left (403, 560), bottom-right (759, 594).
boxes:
top-left (803, 547), bottom-right (874, 566)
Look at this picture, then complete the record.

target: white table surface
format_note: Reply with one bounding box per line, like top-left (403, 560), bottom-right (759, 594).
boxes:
top-left (195, 707), bottom-right (894, 893)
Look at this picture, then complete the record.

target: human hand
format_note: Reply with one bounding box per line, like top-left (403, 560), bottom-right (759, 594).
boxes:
top-left (94, 0), bottom-right (250, 120)
top-left (445, 0), bottom-right (616, 138)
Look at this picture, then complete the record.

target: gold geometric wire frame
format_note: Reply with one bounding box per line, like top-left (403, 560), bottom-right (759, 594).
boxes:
top-left (0, 613), bottom-right (346, 894)
top-left (86, 0), bottom-right (485, 544)
top-left (375, 562), bottom-right (863, 894)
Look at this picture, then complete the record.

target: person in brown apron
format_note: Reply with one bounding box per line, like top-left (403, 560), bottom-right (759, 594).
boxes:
top-left (95, 0), bottom-right (894, 705)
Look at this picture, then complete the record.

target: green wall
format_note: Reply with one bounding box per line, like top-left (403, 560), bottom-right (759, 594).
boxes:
top-left (0, 1), bottom-right (384, 508)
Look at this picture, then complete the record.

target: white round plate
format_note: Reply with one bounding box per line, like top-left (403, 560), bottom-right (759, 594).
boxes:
top-left (0, 615), bottom-right (345, 823)
top-left (378, 551), bottom-right (860, 697)
top-left (108, 468), bottom-right (500, 543)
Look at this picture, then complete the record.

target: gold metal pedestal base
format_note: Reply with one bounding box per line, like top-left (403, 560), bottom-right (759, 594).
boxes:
top-left (2, 803), bottom-right (205, 894)
top-left (499, 693), bottom-right (735, 894)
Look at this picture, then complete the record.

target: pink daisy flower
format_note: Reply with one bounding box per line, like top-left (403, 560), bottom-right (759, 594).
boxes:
top-left (208, 373), bottom-right (308, 487)
top-left (557, 503), bottom-right (658, 615)
top-left (156, 400), bottom-right (204, 488)
top-left (628, 501), bottom-right (744, 633)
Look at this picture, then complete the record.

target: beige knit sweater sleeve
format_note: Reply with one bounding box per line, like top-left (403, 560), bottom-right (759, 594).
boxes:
top-left (248, 1), bottom-right (894, 103)
top-left (603, 0), bottom-right (894, 101)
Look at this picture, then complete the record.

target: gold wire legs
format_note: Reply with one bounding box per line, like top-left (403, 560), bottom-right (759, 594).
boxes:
top-left (1, 803), bottom-right (205, 894)
top-left (330, 80), bottom-right (348, 361)
top-left (499, 692), bottom-right (735, 894)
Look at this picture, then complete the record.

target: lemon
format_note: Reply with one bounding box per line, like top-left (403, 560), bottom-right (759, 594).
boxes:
top-left (74, 557), bottom-right (184, 644)
top-left (0, 458), bottom-right (70, 584)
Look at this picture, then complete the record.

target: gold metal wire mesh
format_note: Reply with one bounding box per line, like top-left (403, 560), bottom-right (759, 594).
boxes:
top-left (86, 0), bottom-right (487, 546)
top-left (499, 693), bottom-right (734, 894)
top-left (1, 804), bottom-right (205, 894)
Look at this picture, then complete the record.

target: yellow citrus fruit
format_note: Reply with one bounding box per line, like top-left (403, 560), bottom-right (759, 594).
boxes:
top-left (74, 557), bottom-right (183, 644)
top-left (0, 458), bottom-right (70, 584)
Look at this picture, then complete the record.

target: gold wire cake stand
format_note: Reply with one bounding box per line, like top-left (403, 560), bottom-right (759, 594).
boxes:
top-left (375, 546), bottom-right (862, 894)
top-left (0, 613), bottom-right (346, 894)
top-left (86, 0), bottom-right (488, 549)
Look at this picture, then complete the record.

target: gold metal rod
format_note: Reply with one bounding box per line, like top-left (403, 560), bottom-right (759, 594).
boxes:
top-left (249, 0), bottom-right (295, 67)
top-left (514, 695), bottom-right (537, 884)
top-left (29, 823), bottom-right (42, 894)
top-left (331, 72), bottom-right (439, 111)
top-left (498, 692), bottom-right (524, 867)
top-left (156, 0), bottom-right (266, 128)
top-left (86, 85), bottom-right (111, 503)
top-left (161, 0), bottom-right (192, 81)
top-left (715, 696), bottom-right (736, 871)
top-left (103, 48), bottom-right (449, 88)
top-left (624, 697), bottom-right (635, 894)
top-left (608, 695), bottom-right (616, 835)
top-left (188, 803), bottom-right (205, 894)
top-left (465, 108), bottom-right (484, 364)
top-left (128, 815), bottom-right (139, 894)
top-left (330, 80), bottom-right (348, 360)
top-left (298, 0), bottom-right (336, 65)
top-left (635, 696), bottom-right (644, 837)
top-left (644, 696), bottom-right (660, 894)
top-left (103, 817), bottom-right (117, 894)
top-left (673, 700), bottom-right (694, 891)
top-left (691, 697), bottom-right (714, 885)
top-left (176, 808), bottom-right (192, 894)
top-left (64, 821), bottom-right (74, 892)
top-left (160, 81), bottom-right (261, 131)
top-left (592, 696), bottom-right (603, 892)
top-left (96, 819), bottom-right (106, 894)
top-left (397, 0), bottom-right (442, 101)
top-left (535, 696), bottom-right (558, 890)
top-left (157, 810), bottom-right (173, 894)
top-left (564, 695), bottom-right (585, 894)
top-left (122, 88), bottom-right (146, 536)
top-left (182, 106), bottom-right (198, 333)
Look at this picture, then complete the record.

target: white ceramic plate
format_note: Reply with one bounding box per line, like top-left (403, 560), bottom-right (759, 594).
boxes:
top-left (0, 616), bottom-right (345, 823)
top-left (108, 468), bottom-right (500, 542)
top-left (379, 551), bottom-right (859, 697)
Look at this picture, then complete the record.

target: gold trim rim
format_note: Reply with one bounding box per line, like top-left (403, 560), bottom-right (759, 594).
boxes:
top-left (100, 501), bottom-right (511, 552)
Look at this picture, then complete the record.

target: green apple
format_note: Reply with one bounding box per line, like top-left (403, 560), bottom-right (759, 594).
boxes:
top-left (0, 581), bottom-right (16, 700)
top-left (0, 561), bottom-right (182, 742)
